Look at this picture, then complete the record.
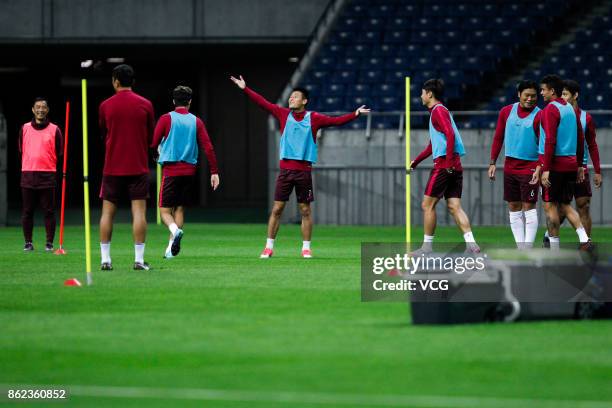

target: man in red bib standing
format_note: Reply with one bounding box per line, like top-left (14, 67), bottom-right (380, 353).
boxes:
top-left (18, 97), bottom-right (63, 252)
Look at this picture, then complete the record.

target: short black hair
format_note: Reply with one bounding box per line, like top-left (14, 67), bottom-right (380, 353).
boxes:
top-left (517, 80), bottom-right (538, 94)
top-left (172, 85), bottom-right (193, 107)
top-left (563, 79), bottom-right (580, 96)
top-left (540, 74), bottom-right (563, 97)
top-left (423, 78), bottom-right (444, 100)
top-left (292, 87), bottom-right (309, 102)
top-left (112, 64), bottom-right (135, 87)
top-left (32, 96), bottom-right (48, 107)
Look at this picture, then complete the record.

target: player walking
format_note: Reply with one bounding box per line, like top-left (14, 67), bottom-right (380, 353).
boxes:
top-left (409, 79), bottom-right (480, 253)
top-left (538, 75), bottom-right (591, 250)
top-left (151, 86), bottom-right (220, 258)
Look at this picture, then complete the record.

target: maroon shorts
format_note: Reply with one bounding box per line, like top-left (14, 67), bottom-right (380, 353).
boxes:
top-left (274, 169), bottom-right (314, 203)
top-left (424, 168), bottom-right (463, 199)
top-left (503, 172), bottom-right (539, 203)
top-left (542, 171), bottom-right (576, 203)
top-left (574, 169), bottom-right (592, 199)
top-left (100, 174), bottom-right (149, 204)
top-left (159, 175), bottom-right (194, 208)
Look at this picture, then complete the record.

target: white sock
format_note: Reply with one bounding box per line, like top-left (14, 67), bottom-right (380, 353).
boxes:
top-left (524, 209), bottom-right (538, 248)
top-left (463, 231), bottom-right (476, 243)
top-left (549, 236), bottom-right (560, 250)
top-left (576, 227), bottom-right (589, 243)
top-left (266, 238), bottom-right (275, 249)
top-left (135, 243), bottom-right (145, 263)
top-left (100, 242), bottom-right (111, 264)
top-left (302, 241), bottom-right (311, 250)
top-left (422, 235), bottom-right (434, 251)
top-left (509, 211), bottom-right (525, 248)
top-left (545, 230), bottom-right (550, 238)
top-left (169, 223), bottom-right (179, 236)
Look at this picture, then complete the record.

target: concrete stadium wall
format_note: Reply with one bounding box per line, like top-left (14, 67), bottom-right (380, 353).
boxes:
top-left (0, 0), bottom-right (330, 43)
top-left (272, 126), bottom-right (612, 226)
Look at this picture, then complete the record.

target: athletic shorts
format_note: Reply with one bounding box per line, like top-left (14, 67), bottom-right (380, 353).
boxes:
top-left (274, 169), bottom-right (314, 203)
top-left (541, 171), bottom-right (576, 203)
top-left (424, 168), bottom-right (463, 199)
top-left (100, 174), bottom-right (149, 204)
top-left (574, 169), bottom-right (592, 199)
top-left (503, 172), bottom-right (539, 203)
top-left (159, 175), bottom-right (194, 208)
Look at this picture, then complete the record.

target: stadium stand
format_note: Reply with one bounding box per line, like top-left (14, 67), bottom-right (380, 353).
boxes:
top-left (300, 0), bottom-right (604, 128)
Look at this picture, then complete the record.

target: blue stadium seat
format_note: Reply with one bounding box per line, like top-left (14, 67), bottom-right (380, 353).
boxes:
top-left (372, 83), bottom-right (396, 96)
top-left (379, 96), bottom-right (399, 111)
top-left (359, 31), bottom-right (381, 44)
top-left (365, 17), bottom-right (385, 30)
top-left (385, 30), bottom-right (409, 44)
top-left (369, 3), bottom-right (395, 18)
top-left (346, 44), bottom-right (371, 57)
top-left (338, 57), bottom-right (360, 70)
top-left (330, 30), bottom-right (352, 44)
top-left (322, 96), bottom-right (344, 112)
top-left (317, 56), bottom-right (336, 70)
top-left (361, 69), bottom-right (385, 83)
top-left (328, 84), bottom-right (346, 96)
top-left (335, 70), bottom-right (358, 84)
top-left (336, 17), bottom-right (361, 31)
top-left (362, 57), bottom-right (383, 69)
top-left (347, 83), bottom-right (371, 96)
top-left (371, 44), bottom-right (397, 58)
top-left (389, 17), bottom-right (411, 30)
top-left (385, 57), bottom-right (408, 70)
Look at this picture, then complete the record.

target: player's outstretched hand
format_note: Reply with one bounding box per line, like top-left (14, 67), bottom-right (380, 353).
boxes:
top-left (594, 173), bottom-right (602, 189)
top-left (355, 105), bottom-right (371, 116)
top-left (488, 164), bottom-right (496, 181)
top-left (577, 167), bottom-right (585, 183)
top-left (230, 75), bottom-right (246, 89)
top-left (407, 161), bottom-right (416, 174)
top-left (211, 174), bottom-right (220, 190)
top-left (541, 170), bottom-right (551, 188)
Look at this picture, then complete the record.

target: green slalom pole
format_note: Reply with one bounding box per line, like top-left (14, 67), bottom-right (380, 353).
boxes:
top-left (81, 79), bottom-right (92, 286)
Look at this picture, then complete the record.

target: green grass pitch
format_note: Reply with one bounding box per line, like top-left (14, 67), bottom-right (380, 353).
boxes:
top-left (1, 223), bottom-right (612, 407)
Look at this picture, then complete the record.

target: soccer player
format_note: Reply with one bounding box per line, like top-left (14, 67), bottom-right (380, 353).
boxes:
top-left (98, 64), bottom-right (155, 270)
top-left (488, 80), bottom-right (542, 249)
top-left (18, 97), bottom-right (63, 252)
top-left (543, 79), bottom-right (602, 244)
top-left (151, 86), bottom-right (220, 258)
top-left (409, 79), bottom-right (480, 253)
top-left (538, 74), bottom-right (590, 250)
top-left (229, 75), bottom-right (370, 258)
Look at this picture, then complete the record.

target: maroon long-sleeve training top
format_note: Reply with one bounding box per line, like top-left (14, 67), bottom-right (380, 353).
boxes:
top-left (243, 87), bottom-right (357, 171)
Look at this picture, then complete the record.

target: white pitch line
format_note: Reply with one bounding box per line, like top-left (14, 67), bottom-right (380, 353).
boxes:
top-left (2, 384), bottom-right (612, 408)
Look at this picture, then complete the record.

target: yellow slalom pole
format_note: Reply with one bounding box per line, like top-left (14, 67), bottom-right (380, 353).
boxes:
top-left (81, 79), bottom-right (92, 286)
top-left (405, 77), bottom-right (411, 245)
top-left (156, 163), bottom-right (161, 225)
